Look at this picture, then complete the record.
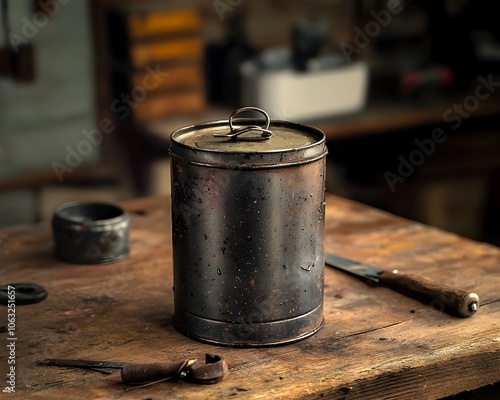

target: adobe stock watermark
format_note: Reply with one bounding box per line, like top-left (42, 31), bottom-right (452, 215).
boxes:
top-left (213, 0), bottom-right (244, 21)
top-left (340, 0), bottom-right (412, 63)
top-left (3, 286), bottom-right (16, 393)
top-left (384, 74), bottom-right (500, 192)
top-left (51, 65), bottom-right (169, 182)
top-left (8, 0), bottom-right (72, 53)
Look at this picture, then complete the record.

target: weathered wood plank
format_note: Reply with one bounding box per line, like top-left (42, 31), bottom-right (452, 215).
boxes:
top-left (0, 194), bottom-right (499, 399)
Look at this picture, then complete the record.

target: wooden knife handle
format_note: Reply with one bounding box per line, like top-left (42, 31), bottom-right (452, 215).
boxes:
top-left (121, 362), bottom-right (184, 384)
top-left (378, 271), bottom-right (479, 317)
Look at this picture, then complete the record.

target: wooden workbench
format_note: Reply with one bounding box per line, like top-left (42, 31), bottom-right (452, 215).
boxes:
top-left (1, 194), bottom-right (499, 399)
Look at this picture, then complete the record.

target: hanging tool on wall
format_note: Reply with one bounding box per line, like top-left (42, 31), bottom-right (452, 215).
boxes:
top-left (0, 0), bottom-right (35, 81)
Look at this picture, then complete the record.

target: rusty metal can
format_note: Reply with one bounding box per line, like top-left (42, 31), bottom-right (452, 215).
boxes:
top-left (52, 201), bottom-right (130, 264)
top-left (170, 107), bottom-right (327, 346)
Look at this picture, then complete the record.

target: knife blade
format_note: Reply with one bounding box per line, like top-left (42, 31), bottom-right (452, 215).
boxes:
top-left (325, 253), bottom-right (479, 317)
top-left (36, 359), bottom-right (129, 369)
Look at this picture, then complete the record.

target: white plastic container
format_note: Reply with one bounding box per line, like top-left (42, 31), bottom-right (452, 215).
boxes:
top-left (241, 53), bottom-right (369, 121)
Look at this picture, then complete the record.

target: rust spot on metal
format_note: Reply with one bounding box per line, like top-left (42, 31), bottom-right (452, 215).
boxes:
top-left (170, 114), bottom-right (327, 346)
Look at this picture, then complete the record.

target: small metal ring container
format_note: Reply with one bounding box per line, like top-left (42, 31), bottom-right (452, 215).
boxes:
top-left (170, 107), bottom-right (328, 346)
top-left (52, 202), bottom-right (130, 264)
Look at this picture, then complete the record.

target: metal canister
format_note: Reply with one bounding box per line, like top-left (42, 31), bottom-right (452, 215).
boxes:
top-left (52, 202), bottom-right (130, 264)
top-left (170, 107), bottom-right (327, 346)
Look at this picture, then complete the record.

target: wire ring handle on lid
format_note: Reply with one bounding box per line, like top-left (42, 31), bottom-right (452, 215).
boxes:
top-left (214, 107), bottom-right (273, 141)
top-left (229, 107), bottom-right (271, 131)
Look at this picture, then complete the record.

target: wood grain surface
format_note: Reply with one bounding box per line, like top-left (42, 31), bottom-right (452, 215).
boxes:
top-left (0, 194), bottom-right (499, 399)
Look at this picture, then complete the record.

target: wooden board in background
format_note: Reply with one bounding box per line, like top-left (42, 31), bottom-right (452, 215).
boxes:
top-left (132, 89), bottom-right (205, 121)
top-left (129, 37), bottom-right (203, 69)
top-left (126, 8), bottom-right (200, 39)
top-left (129, 63), bottom-right (204, 91)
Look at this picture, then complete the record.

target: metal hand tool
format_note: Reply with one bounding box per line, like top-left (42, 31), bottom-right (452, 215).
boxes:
top-left (325, 253), bottom-right (480, 317)
top-left (36, 354), bottom-right (228, 385)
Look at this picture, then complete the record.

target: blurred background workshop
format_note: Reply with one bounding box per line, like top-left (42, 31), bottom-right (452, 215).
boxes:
top-left (1, 0), bottom-right (500, 245)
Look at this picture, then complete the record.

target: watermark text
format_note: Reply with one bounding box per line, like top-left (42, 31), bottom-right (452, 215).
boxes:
top-left (4, 286), bottom-right (16, 393)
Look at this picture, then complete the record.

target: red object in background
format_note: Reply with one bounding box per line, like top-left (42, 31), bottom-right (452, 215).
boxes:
top-left (399, 65), bottom-right (455, 96)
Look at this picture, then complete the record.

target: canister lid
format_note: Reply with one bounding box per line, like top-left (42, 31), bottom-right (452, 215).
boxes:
top-left (170, 107), bottom-right (327, 169)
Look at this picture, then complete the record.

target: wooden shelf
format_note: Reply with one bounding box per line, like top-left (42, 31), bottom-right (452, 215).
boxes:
top-left (0, 165), bottom-right (121, 193)
top-left (314, 94), bottom-right (500, 140)
top-left (140, 93), bottom-right (500, 143)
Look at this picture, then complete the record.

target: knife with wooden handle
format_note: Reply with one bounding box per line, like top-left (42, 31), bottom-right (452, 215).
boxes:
top-left (325, 254), bottom-right (480, 317)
